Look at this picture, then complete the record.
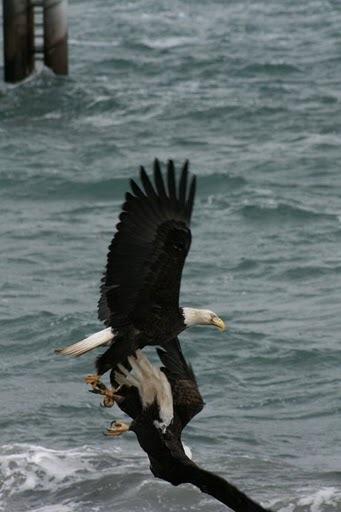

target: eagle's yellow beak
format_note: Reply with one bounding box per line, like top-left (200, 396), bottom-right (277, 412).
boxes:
top-left (211, 316), bottom-right (226, 332)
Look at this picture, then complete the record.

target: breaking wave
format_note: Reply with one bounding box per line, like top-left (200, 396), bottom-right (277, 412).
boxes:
top-left (0, 443), bottom-right (152, 512)
top-left (1, 444), bottom-right (340, 512)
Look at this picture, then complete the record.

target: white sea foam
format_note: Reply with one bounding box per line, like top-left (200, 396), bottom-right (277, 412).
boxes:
top-left (272, 486), bottom-right (341, 512)
top-left (0, 443), bottom-right (154, 512)
top-left (142, 36), bottom-right (194, 49)
top-left (69, 39), bottom-right (120, 47)
top-left (2, 443), bottom-right (340, 512)
top-left (25, 505), bottom-right (76, 512)
top-left (1, 445), bottom-right (83, 499)
top-left (297, 487), bottom-right (340, 512)
top-left (0, 443), bottom-right (133, 499)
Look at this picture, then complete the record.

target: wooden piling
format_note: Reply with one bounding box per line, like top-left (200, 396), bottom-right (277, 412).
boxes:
top-left (2, 0), bottom-right (68, 83)
top-left (2, 0), bottom-right (34, 83)
top-left (43, 0), bottom-right (68, 75)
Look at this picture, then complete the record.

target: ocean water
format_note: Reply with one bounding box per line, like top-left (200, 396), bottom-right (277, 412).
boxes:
top-left (0, 1), bottom-right (340, 511)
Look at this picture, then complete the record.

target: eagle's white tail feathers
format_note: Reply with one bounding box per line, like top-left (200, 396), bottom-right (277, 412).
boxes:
top-left (115, 351), bottom-right (174, 431)
top-left (55, 327), bottom-right (114, 357)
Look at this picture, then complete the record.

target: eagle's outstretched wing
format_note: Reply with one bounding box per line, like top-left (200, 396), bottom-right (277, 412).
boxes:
top-left (98, 159), bottom-right (196, 330)
top-left (151, 451), bottom-right (272, 512)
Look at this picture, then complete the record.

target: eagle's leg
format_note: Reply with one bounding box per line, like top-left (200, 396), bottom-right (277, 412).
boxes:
top-left (100, 387), bottom-right (118, 408)
top-left (105, 420), bottom-right (130, 437)
top-left (86, 375), bottom-right (120, 408)
top-left (84, 373), bottom-right (102, 389)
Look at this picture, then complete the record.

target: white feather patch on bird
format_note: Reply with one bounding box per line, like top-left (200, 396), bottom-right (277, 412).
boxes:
top-left (55, 327), bottom-right (114, 357)
top-left (182, 443), bottom-right (193, 460)
top-left (121, 351), bottom-right (174, 431)
top-left (153, 371), bottom-right (173, 432)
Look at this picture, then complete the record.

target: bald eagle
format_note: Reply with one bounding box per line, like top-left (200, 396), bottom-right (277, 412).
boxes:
top-left (103, 343), bottom-right (271, 512)
top-left (55, 160), bottom-right (225, 404)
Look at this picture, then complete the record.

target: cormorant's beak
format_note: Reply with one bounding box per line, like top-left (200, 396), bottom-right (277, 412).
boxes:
top-left (211, 316), bottom-right (226, 332)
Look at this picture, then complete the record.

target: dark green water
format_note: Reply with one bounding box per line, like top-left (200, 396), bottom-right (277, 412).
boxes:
top-left (1, 1), bottom-right (340, 511)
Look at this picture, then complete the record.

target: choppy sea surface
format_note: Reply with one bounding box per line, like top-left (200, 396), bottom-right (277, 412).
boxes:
top-left (1, 1), bottom-right (341, 511)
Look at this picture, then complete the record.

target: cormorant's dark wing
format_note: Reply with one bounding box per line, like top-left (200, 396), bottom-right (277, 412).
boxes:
top-left (98, 159), bottom-right (196, 329)
top-left (157, 338), bottom-right (204, 428)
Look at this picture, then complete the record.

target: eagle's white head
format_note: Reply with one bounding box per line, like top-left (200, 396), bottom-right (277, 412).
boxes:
top-left (182, 308), bottom-right (226, 331)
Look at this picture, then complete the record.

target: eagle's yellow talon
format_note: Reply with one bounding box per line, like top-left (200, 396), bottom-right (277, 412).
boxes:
top-left (102, 389), bottom-right (116, 408)
top-left (84, 374), bottom-right (101, 388)
top-left (85, 374), bottom-right (118, 407)
top-left (105, 421), bottom-right (130, 437)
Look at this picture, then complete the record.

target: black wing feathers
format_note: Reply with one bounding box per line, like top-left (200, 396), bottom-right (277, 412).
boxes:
top-left (140, 166), bottom-right (156, 197)
top-left (158, 339), bottom-right (204, 427)
top-left (179, 160), bottom-right (188, 203)
top-left (181, 464), bottom-right (272, 512)
top-left (157, 338), bottom-right (196, 383)
top-left (167, 161), bottom-right (177, 205)
top-left (98, 160), bottom-right (196, 329)
top-left (186, 175), bottom-right (196, 221)
top-left (130, 179), bottom-right (145, 199)
top-left (154, 159), bottom-right (168, 199)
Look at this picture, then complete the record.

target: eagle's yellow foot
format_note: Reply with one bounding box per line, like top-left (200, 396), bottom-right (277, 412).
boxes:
top-left (84, 374), bottom-right (103, 390)
top-left (85, 374), bottom-right (121, 407)
top-left (101, 388), bottom-right (116, 408)
top-left (105, 420), bottom-right (130, 437)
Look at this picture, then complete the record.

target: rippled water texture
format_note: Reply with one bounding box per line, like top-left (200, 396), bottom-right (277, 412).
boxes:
top-left (0, 1), bottom-right (340, 511)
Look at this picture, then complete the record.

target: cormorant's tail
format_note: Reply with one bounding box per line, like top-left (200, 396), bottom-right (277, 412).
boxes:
top-left (54, 327), bottom-right (114, 357)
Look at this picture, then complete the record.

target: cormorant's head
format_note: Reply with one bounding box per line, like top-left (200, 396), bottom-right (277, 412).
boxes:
top-left (182, 308), bottom-right (226, 332)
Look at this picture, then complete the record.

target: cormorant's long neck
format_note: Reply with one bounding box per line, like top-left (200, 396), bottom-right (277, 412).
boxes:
top-left (185, 464), bottom-right (272, 512)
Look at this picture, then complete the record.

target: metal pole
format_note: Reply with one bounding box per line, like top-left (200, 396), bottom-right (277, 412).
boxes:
top-left (2, 0), bottom-right (34, 83)
top-left (43, 0), bottom-right (68, 75)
